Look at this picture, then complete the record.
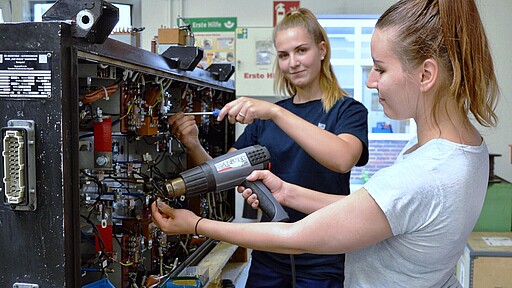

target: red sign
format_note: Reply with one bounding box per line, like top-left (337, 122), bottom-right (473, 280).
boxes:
top-left (273, 1), bottom-right (300, 26)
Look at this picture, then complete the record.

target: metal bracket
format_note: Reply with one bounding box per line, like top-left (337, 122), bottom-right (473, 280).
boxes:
top-left (206, 63), bottom-right (235, 82)
top-left (42, 0), bottom-right (119, 44)
top-left (161, 46), bottom-right (204, 71)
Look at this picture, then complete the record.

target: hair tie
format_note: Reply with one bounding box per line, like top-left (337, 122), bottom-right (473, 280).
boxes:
top-left (194, 217), bottom-right (204, 236)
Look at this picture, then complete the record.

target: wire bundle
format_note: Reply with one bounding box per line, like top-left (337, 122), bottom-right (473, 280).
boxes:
top-left (82, 84), bottom-right (119, 104)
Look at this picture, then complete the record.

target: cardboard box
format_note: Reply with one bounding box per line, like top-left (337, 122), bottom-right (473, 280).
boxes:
top-left (158, 28), bottom-right (187, 45)
top-left (456, 232), bottom-right (512, 287)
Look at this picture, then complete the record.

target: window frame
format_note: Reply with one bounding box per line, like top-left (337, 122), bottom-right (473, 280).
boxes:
top-left (318, 15), bottom-right (416, 141)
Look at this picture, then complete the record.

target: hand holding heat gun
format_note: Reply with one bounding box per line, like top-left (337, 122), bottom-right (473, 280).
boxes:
top-left (163, 145), bottom-right (289, 222)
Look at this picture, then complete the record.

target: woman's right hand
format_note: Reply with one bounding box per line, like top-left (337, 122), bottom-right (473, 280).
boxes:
top-left (238, 170), bottom-right (287, 209)
top-left (168, 112), bottom-right (201, 149)
top-left (217, 97), bottom-right (281, 125)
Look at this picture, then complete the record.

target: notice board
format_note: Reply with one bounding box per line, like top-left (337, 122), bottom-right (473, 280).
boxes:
top-left (235, 27), bottom-right (276, 97)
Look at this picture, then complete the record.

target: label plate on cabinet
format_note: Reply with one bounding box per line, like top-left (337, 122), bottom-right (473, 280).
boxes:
top-left (0, 52), bottom-right (52, 99)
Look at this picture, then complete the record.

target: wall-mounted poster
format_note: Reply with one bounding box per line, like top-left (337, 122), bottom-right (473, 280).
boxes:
top-left (181, 17), bottom-right (237, 71)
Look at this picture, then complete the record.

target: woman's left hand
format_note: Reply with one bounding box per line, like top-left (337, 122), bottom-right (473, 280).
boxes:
top-left (237, 170), bottom-right (288, 209)
top-left (151, 199), bottom-right (200, 235)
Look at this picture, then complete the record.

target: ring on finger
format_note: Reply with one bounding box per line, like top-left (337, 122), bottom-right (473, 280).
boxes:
top-left (238, 112), bottom-right (245, 118)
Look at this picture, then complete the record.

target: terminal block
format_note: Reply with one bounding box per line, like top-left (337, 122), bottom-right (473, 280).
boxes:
top-left (1, 120), bottom-right (37, 211)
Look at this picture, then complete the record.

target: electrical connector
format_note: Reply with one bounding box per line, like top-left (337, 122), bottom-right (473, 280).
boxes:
top-left (3, 130), bottom-right (26, 204)
top-left (1, 120), bottom-right (37, 211)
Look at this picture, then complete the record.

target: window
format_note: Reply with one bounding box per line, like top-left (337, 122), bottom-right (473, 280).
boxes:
top-left (32, 2), bottom-right (53, 21)
top-left (318, 15), bottom-right (412, 187)
top-left (318, 16), bottom-right (416, 140)
top-left (32, 1), bottom-right (133, 32)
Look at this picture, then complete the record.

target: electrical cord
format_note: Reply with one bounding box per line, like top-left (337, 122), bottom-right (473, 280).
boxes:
top-left (290, 255), bottom-right (296, 288)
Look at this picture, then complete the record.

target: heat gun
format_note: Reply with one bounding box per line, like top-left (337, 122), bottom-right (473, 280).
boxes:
top-left (164, 145), bottom-right (289, 222)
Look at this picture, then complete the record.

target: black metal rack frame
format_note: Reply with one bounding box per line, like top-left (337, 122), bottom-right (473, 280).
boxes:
top-left (0, 21), bottom-right (235, 287)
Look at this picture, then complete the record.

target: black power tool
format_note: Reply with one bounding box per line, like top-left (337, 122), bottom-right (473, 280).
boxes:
top-left (164, 145), bottom-right (289, 222)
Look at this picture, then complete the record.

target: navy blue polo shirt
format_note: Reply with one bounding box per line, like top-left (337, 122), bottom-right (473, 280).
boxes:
top-left (233, 96), bottom-right (369, 280)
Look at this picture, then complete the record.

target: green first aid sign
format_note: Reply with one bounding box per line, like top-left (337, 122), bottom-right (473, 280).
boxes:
top-left (181, 17), bottom-right (237, 32)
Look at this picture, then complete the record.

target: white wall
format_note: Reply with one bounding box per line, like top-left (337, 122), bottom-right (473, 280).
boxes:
top-left (140, 0), bottom-right (512, 182)
top-left (476, 0), bottom-right (512, 182)
top-left (140, 0), bottom-right (395, 53)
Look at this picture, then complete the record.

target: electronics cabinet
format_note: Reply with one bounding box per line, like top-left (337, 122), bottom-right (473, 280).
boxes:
top-left (0, 21), bottom-right (235, 287)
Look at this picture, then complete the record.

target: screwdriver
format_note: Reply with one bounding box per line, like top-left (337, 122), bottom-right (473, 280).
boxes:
top-left (166, 109), bottom-right (221, 118)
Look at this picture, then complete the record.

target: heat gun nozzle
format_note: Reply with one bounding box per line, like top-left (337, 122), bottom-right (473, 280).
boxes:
top-left (164, 178), bottom-right (186, 198)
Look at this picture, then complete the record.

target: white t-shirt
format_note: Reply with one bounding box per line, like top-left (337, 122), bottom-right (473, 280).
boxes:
top-left (345, 136), bottom-right (488, 288)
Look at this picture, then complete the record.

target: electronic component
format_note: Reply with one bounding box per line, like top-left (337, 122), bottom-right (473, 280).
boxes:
top-left (1, 120), bottom-right (37, 211)
top-left (93, 116), bottom-right (113, 169)
top-left (78, 66), bottom-right (236, 287)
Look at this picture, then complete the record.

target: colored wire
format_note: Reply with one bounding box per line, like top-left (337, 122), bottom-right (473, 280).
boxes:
top-left (82, 84), bottom-right (119, 104)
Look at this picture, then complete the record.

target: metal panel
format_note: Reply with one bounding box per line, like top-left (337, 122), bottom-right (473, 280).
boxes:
top-left (0, 22), bottom-right (80, 287)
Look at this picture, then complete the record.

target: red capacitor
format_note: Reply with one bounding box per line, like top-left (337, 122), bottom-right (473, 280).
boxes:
top-left (94, 117), bottom-right (112, 153)
top-left (95, 224), bottom-right (113, 253)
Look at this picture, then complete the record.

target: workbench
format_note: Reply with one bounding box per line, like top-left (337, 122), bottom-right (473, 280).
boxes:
top-left (191, 242), bottom-right (250, 287)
